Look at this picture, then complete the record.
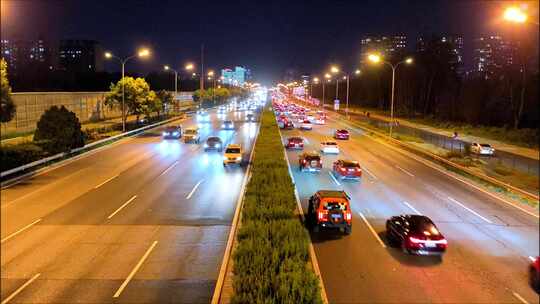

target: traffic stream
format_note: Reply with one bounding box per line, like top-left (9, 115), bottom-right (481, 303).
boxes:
top-left (277, 102), bottom-right (539, 303)
top-left (0, 101), bottom-right (261, 303)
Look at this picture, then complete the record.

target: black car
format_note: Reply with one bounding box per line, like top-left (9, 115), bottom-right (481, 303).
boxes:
top-left (246, 114), bottom-right (256, 122)
top-left (386, 215), bottom-right (447, 256)
top-left (162, 126), bottom-right (182, 139)
top-left (204, 136), bottom-right (223, 151)
top-left (222, 120), bottom-right (234, 130)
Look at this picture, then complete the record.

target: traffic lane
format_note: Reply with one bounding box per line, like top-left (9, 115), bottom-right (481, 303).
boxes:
top-left (324, 116), bottom-right (539, 258)
top-left (282, 126), bottom-right (535, 303)
top-left (1, 114), bottom-right (258, 303)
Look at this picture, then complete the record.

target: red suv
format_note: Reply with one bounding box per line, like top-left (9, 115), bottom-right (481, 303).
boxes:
top-left (286, 137), bottom-right (304, 149)
top-left (530, 256), bottom-right (540, 292)
top-left (299, 152), bottom-right (322, 172)
top-left (308, 190), bottom-right (352, 234)
top-left (333, 160), bottom-right (362, 180)
top-left (334, 129), bottom-right (350, 140)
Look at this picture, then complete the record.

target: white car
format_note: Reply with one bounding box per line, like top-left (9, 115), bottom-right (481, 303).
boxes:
top-left (300, 120), bottom-right (313, 130)
top-left (183, 127), bottom-right (200, 143)
top-left (471, 143), bottom-right (495, 156)
top-left (223, 144), bottom-right (243, 166)
top-left (313, 117), bottom-right (326, 125)
top-left (320, 141), bottom-right (339, 154)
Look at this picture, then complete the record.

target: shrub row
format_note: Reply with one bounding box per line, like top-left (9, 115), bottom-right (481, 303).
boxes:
top-left (231, 107), bottom-right (322, 303)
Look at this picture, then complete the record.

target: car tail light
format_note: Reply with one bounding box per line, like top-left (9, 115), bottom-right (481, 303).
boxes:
top-left (340, 167), bottom-right (346, 172)
top-left (318, 211), bottom-right (328, 221)
top-left (345, 212), bottom-right (352, 221)
top-left (302, 159), bottom-right (306, 163)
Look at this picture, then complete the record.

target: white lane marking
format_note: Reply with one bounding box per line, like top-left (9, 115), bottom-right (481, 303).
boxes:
top-left (107, 195), bottom-right (137, 219)
top-left (447, 196), bottom-right (493, 224)
top-left (395, 165), bottom-right (414, 177)
top-left (113, 241), bottom-right (158, 298)
top-left (357, 211), bottom-right (387, 248)
top-left (1, 273), bottom-right (41, 304)
top-left (1, 219), bottom-right (42, 244)
top-left (512, 291), bottom-right (529, 304)
top-left (159, 161), bottom-right (179, 177)
top-left (328, 171), bottom-right (341, 186)
top-left (94, 174), bottom-right (119, 189)
top-left (361, 166), bottom-right (377, 180)
top-left (529, 256), bottom-right (537, 262)
top-left (403, 201), bottom-right (422, 215)
top-left (186, 179), bottom-right (204, 199)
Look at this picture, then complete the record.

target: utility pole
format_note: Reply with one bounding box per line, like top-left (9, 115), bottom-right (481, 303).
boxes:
top-left (200, 44), bottom-right (204, 91)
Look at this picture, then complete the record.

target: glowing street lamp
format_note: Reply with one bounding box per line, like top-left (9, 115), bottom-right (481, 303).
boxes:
top-left (367, 53), bottom-right (413, 137)
top-left (163, 65), bottom-right (179, 101)
top-left (504, 6), bottom-right (528, 23)
top-left (104, 47), bottom-right (152, 132)
top-left (185, 63), bottom-right (194, 71)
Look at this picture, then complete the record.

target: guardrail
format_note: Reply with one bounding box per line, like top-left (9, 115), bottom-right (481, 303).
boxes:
top-left (1, 116), bottom-right (183, 180)
top-left (291, 97), bottom-right (539, 201)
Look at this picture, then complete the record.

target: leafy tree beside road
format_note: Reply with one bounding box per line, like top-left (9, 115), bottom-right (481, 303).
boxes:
top-left (104, 77), bottom-right (163, 120)
top-left (0, 58), bottom-right (16, 123)
top-left (34, 106), bottom-right (85, 154)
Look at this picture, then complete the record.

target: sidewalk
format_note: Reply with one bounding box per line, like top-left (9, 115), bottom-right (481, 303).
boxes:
top-left (344, 107), bottom-right (539, 161)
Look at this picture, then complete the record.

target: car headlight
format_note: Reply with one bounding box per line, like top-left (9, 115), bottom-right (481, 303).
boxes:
top-left (172, 132), bottom-right (179, 136)
top-left (223, 156), bottom-right (228, 160)
top-left (163, 132), bottom-right (169, 136)
top-left (236, 156), bottom-right (242, 160)
top-left (221, 124), bottom-right (225, 128)
top-left (216, 144), bottom-right (220, 148)
top-left (204, 143), bottom-right (208, 147)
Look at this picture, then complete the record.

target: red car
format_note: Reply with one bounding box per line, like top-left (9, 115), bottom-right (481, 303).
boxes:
top-left (286, 137), bottom-right (304, 149)
top-left (334, 129), bottom-right (350, 140)
top-left (333, 160), bottom-right (362, 180)
top-left (530, 256), bottom-right (540, 292)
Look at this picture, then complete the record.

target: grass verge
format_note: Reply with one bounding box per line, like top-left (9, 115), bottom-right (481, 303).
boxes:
top-left (231, 107), bottom-right (322, 303)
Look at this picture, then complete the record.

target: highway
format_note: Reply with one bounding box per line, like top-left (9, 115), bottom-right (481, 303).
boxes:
top-left (0, 103), bottom-right (260, 303)
top-left (280, 105), bottom-right (539, 303)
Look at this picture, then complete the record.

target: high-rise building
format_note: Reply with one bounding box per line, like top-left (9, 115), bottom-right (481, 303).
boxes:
top-left (360, 35), bottom-right (407, 61)
top-left (1, 37), bottom-right (52, 75)
top-left (221, 66), bottom-right (249, 85)
top-left (473, 35), bottom-right (517, 79)
top-left (59, 39), bottom-right (103, 72)
top-left (417, 34), bottom-right (464, 75)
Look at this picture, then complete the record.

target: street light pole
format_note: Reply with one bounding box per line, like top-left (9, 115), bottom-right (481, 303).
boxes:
top-left (345, 75), bottom-right (349, 119)
top-left (389, 65), bottom-right (396, 137)
top-left (322, 81), bottom-right (325, 111)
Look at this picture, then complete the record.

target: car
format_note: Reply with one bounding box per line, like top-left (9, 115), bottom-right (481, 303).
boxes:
top-left (386, 215), bottom-right (448, 256)
top-left (204, 136), bottom-right (223, 151)
top-left (286, 137), bottom-right (304, 149)
top-left (222, 120), bottom-right (235, 130)
top-left (300, 120), bottom-right (313, 130)
top-left (470, 143), bottom-right (495, 156)
top-left (320, 140), bottom-right (339, 154)
top-left (223, 144), bottom-right (243, 166)
top-left (334, 129), bottom-right (350, 140)
top-left (279, 120), bottom-right (295, 130)
top-left (162, 126), bottom-right (182, 139)
top-left (333, 160), bottom-right (362, 180)
top-left (298, 151), bottom-right (322, 172)
top-left (246, 113), bottom-right (256, 122)
top-left (182, 127), bottom-right (200, 143)
top-left (307, 190), bottom-right (352, 234)
top-left (313, 116), bottom-right (326, 125)
top-left (530, 256), bottom-right (540, 292)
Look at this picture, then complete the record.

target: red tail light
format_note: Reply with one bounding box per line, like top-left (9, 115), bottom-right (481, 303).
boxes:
top-left (345, 212), bottom-right (352, 221)
top-left (318, 211), bottom-right (328, 221)
top-left (340, 167), bottom-right (346, 172)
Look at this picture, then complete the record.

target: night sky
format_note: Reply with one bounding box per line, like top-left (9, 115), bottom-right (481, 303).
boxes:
top-left (1, 0), bottom-right (538, 85)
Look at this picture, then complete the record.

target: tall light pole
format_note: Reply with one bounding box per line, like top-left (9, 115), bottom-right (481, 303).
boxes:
top-left (207, 70), bottom-right (215, 103)
top-left (323, 73), bottom-right (331, 111)
top-left (368, 54), bottom-right (413, 137)
top-left (163, 65), bottom-right (178, 97)
top-left (311, 77), bottom-right (319, 101)
top-left (104, 48), bottom-right (150, 132)
top-left (344, 69), bottom-right (361, 119)
top-left (330, 66), bottom-right (340, 101)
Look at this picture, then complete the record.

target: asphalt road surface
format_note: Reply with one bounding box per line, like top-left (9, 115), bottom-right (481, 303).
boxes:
top-left (280, 108), bottom-right (539, 304)
top-left (1, 103), bottom-right (260, 303)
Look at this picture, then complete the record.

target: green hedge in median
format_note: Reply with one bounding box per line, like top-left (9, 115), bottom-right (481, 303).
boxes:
top-left (231, 107), bottom-right (322, 304)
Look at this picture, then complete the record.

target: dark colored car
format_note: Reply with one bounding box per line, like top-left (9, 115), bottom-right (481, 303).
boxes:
top-left (333, 160), bottom-right (362, 180)
top-left (530, 256), bottom-right (540, 292)
top-left (222, 120), bottom-right (234, 130)
top-left (299, 152), bottom-right (322, 172)
top-left (386, 215), bottom-right (447, 256)
top-left (246, 114), bottom-right (256, 122)
top-left (204, 136), bottom-right (223, 152)
top-left (286, 137), bottom-right (304, 149)
top-left (334, 129), bottom-right (350, 140)
top-left (308, 190), bottom-right (352, 234)
top-left (162, 126), bottom-right (182, 139)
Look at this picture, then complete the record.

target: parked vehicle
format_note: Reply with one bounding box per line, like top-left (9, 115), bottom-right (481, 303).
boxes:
top-left (470, 143), bottom-right (495, 156)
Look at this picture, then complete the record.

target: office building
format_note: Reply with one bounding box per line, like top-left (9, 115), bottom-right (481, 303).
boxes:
top-left (59, 39), bottom-right (103, 72)
top-left (473, 35), bottom-right (517, 78)
top-left (360, 35), bottom-right (407, 61)
top-left (221, 66), bottom-right (250, 85)
top-left (417, 34), bottom-right (464, 75)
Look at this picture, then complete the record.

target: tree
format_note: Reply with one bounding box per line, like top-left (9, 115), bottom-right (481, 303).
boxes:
top-left (104, 77), bottom-right (158, 120)
top-left (155, 90), bottom-right (173, 115)
top-left (0, 58), bottom-right (16, 122)
top-left (34, 105), bottom-right (85, 153)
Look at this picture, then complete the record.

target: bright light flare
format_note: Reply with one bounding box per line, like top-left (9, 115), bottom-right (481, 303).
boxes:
top-left (355, 69), bottom-right (361, 75)
top-left (504, 6), bottom-right (527, 23)
top-left (164, 65), bottom-right (170, 70)
top-left (405, 57), bottom-right (413, 64)
top-left (185, 63), bottom-right (194, 70)
top-left (330, 66), bottom-right (339, 74)
top-left (138, 48), bottom-right (150, 57)
top-left (324, 73), bottom-right (331, 79)
top-left (368, 54), bottom-right (381, 63)
top-left (104, 52), bottom-right (113, 59)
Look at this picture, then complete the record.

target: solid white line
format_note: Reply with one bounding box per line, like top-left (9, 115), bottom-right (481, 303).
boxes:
top-left (113, 241), bottom-right (158, 298)
top-left (94, 174), bottom-right (119, 189)
top-left (447, 196), bottom-right (493, 224)
top-left (328, 171), bottom-right (341, 186)
top-left (1, 219), bottom-right (42, 244)
top-left (395, 165), bottom-right (414, 177)
top-left (159, 161), bottom-right (179, 177)
top-left (107, 195), bottom-right (137, 219)
top-left (403, 201), bottom-right (422, 215)
top-left (357, 211), bottom-right (387, 248)
top-left (512, 291), bottom-right (529, 304)
top-left (186, 179), bottom-right (204, 199)
top-left (1, 273), bottom-right (41, 304)
top-left (362, 166), bottom-right (377, 180)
